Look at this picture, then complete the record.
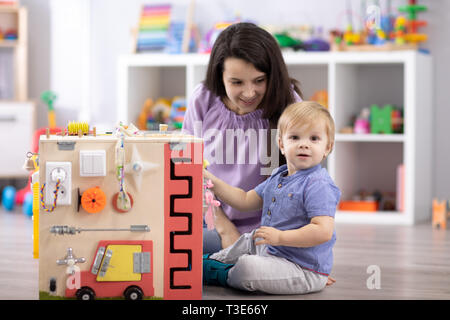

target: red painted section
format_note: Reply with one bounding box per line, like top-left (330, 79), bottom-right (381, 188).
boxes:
top-left (65, 240), bottom-right (154, 299)
top-left (164, 142), bottom-right (203, 300)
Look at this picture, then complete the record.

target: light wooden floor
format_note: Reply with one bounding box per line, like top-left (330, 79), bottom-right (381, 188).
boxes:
top-left (1, 208), bottom-right (450, 300)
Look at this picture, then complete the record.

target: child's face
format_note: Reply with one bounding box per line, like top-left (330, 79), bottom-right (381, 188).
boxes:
top-left (279, 118), bottom-right (331, 176)
top-left (222, 57), bottom-right (267, 115)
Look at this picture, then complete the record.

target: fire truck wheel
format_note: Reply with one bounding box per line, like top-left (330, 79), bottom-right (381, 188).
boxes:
top-left (124, 286), bottom-right (143, 300)
top-left (76, 287), bottom-right (95, 300)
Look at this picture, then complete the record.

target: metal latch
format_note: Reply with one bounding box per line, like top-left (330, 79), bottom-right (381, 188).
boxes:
top-left (91, 247), bottom-right (105, 275)
top-left (98, 249), bottom-right (113, 277)
top-left (57, 141), bottom-right (76, 150)
top-left (133, 252), bottom-right (151, 274)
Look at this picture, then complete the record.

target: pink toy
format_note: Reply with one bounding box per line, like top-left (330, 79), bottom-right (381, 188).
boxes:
top-left (204, 179), bottom-right (220, 230)
top-left (354, 118), bottom-right (370, 134)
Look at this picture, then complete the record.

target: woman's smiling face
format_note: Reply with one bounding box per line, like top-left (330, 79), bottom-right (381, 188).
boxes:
top-left (222, 57), bottom-right (267, 115)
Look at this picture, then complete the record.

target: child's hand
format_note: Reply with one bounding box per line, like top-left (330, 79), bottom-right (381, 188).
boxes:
top-left (203, 168), bottom-right (213, 180)
top-left (253, 226), bottom-right (282, 246)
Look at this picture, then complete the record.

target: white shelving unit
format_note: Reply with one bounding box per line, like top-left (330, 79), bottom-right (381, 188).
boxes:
top-left (117, 51), bottom-right (432, 225)
top-left (0, 5), bottom-right (34, 178)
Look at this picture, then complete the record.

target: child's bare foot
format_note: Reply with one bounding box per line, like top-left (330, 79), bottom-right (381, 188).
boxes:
top-left (326, 276), bottom-right (336, 286)
top-left (214, 207), bottom-right (241, 248)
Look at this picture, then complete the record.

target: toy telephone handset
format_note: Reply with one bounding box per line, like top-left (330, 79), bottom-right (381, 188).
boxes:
top-left (203, 160), bottom-right (220, 230)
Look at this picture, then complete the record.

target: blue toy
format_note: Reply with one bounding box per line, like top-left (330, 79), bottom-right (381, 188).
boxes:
top-left (2, 186), bottom-right (16, 211)
top-left (23, 192), bottom-right (33, 217)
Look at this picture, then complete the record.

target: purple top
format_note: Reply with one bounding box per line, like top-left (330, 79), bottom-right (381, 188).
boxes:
top-left (182, 83), bottom-right (301, 234)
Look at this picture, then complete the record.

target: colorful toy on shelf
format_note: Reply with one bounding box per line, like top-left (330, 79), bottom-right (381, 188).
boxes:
top-left (137, 96), bottom-right (187, 131)
top-left (432, 198), bottom-right (449, 229)
top-left (135, 4), bottom-right (171, 53)
top-left (169, 96), bottom-right (186, 129)
top-left (271, 25), bottom-right (330, 52)
top-left (310, 90), bottom-right (328, 109)
top-left (200, 21), bottom-right (234, 53)
top-left (339, 189), bottom-right (396, 212)
top-left (353, 108), bottom-right (370, 134)
top-left (2, 28), bottom-right (17, 40)
top-left (148, 98), bottom-right (171, 130)
top-left (398, 0), bottom-right (427, 44)
top-left (346, 104), bottom-right (403, 135)
top-left (331, 0), bottom-right (427, 51)
top-left (41, 90), bottom-right (57, 129)
top-left (137, 98), bottom-right (153, 130)
top-left (37, 123), bottom-right (203, 299)
top-left (370, 104), bottom-right (393, 134)
top-left (339, 200), bottom-right (378, 212)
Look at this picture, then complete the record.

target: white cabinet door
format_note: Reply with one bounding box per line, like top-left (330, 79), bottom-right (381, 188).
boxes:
top-left (0, 102), bottom-right (35, 177)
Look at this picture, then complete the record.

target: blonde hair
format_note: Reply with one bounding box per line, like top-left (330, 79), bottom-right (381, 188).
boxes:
top-left (277, 101), bottom-right (335, 153)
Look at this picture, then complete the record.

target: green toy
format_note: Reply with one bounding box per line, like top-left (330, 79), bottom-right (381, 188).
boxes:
top-left (41, 90), bottom-right (58, 129)
top-left (370, 104), bottom-right (393, 134)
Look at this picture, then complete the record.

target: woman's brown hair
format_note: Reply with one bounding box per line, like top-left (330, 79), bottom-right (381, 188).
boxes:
top-left (204, 22), bottom-right (303, 126)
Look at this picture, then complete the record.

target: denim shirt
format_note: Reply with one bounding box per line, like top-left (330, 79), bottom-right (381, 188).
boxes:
top-left (254, 164), bottom-right (341, 275)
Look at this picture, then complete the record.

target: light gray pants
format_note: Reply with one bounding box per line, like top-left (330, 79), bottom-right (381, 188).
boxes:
top-left (210, 230), bottom-right (328, 295)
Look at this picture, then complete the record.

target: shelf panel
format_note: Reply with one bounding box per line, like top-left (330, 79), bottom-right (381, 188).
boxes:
top-left (336, 133), bottom-right (405, 142)
top-left (335, 210), bottom-right (411, 225)
top-left (0, 39), bottom-right (18, 47)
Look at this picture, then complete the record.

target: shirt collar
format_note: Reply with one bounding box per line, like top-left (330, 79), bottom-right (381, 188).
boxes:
top-left (279, 164), bottom-right (322, 181)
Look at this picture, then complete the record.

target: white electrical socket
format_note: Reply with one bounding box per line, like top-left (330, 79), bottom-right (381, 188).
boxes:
top-left (45, 162), bottom-right (72, 206)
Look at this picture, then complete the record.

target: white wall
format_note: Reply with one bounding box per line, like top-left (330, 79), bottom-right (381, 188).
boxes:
top-left (23, 0), bottom-right (449, 199)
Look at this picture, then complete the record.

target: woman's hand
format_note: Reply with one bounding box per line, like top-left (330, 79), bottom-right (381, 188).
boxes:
top-left (253, 226), bottom-right (282, 246)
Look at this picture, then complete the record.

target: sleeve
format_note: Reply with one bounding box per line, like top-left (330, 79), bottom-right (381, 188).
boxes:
top-left (181, 83), bottom-right (207, 137)
top-left (303, 179), bottom-right (341, 219)
top-left (254, 178), bottom-right (269, 198)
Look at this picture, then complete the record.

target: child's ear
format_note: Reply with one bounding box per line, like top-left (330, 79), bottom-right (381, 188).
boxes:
top-left (278, 136), bottom-right (285, 155)
top-left (324, 142), bottom-right (333, 159)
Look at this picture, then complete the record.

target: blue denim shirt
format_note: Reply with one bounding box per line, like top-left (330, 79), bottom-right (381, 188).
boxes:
top-left (254, 164), bottom-right (341, 275)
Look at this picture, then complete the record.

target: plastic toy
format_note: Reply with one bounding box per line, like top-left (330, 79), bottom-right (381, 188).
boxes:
top-left (339, 200), bottom-right (378, 212)
top-left (41, 91), bottom-right (57, 129)
top-left (81, 187), bottom-right (107, 213)
top-left (137, 97), bottom-right (187, 131)
top-left (200, 21), bottom-right (234, 53)
top-left (331, 0), bottom-right (427, 51)
top-left (37, 123), bottom-right (203, 299)
top-left (353, 108), bottom-right (370, 134)
top-left (67, 121), bottom-right (89, 136)
top-left (135, 4), bottom-right (171, 52)
top-left (137, 98), bottom-right (152, 130)
top-left (310, 90), bottom-right (329, 109)
top-left (22, 192), bottom-right (33, 217)
top-left (370, 104), bottom-right (393, 134)
top-left (398, 0), bottom-right (427, 44)
top-left (1, 186), bottom-right (16, 211)
top-left (432, 199), bottom-right (449, 229)
top-left (169, 96), bottom-right (186, 129)
top-left (203, 160), bottom-right (220, 231)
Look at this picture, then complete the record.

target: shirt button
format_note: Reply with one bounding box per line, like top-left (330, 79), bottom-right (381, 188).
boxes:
top-left (277, 183), bottom-right (282, 188)
top-left (267, 210), bottom-right (271, 216)
top-left (272, 197), bottom-right (276, 202)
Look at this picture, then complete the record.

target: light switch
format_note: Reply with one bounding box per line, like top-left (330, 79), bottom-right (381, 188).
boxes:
top-left (80, 150), bottom-right (106, 177)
